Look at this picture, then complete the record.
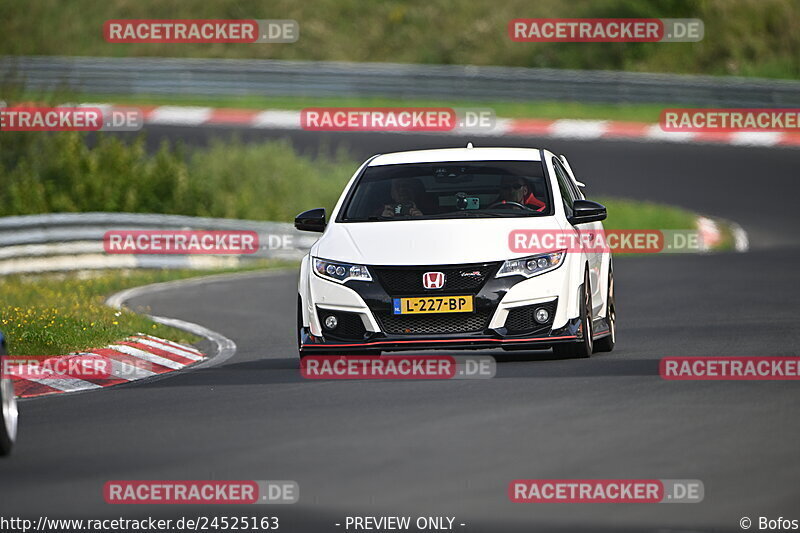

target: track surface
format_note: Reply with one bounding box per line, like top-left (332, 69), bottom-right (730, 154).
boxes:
top-left (2, 126), bottom-right (799, 532)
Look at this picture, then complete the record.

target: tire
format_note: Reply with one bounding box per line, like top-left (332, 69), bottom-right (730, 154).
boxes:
top-left (594, 269), bottom-right (616, 353)
top-left (1, 343), bottom-right (18, 456)
top-left (297, 295), bottom-right (315, 362)
top-left (553, 270), bottom-right (593, 359)
top-left (297, 295), bottom-right (304, 357)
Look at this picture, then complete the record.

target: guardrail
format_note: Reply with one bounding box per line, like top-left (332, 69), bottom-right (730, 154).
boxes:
top-left (0, 213), bottom-right (316, 275)
top-left (2, 55), bottom-right (800, 107)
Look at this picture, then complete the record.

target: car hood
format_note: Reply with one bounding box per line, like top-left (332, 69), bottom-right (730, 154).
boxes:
top-left (313, 217), bottom-right (565, 265)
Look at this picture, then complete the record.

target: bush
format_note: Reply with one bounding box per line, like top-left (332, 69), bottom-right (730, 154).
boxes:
top-left (0, 132), bottom-right (356, 219)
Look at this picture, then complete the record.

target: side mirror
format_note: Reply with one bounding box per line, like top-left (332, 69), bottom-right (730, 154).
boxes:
top-left (295, 208), bottom-right (327, 232)
top-left (569, 200), bottom-right (607, 225)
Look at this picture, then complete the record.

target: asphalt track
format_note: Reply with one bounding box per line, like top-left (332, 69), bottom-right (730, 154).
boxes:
top-left (1, 125), bottom-right (799, 532)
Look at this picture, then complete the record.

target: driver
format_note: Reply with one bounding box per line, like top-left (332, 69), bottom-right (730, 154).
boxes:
top-left (497, 176), bottom-right (546, 212)
top-left (380, 178), bottom-right (426, 218)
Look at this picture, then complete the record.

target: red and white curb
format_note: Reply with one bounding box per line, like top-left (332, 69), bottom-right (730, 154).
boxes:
top-left (86, 103), bottom-right (800, 148)
top-left (8, 334), bottom-right (205, 399)
top-left (696, 216), bottom-right (749, 252)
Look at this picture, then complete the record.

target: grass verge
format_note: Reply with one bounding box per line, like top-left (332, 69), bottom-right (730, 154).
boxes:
top-left (14, 90), bottom-right (666, 123)
top-left (0, 262), bottom-right (293, 356)
top-left (596, 197), bottom-right (697, 230)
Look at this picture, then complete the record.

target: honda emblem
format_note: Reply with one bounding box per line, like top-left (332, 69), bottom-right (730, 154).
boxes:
top-left (422, 271), bottom-right (446, 289)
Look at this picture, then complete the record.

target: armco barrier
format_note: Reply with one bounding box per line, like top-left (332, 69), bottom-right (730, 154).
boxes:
top-left (2, 55), bottom-right (799, 107)
top-left (0, 213), bottom-right (317, 275)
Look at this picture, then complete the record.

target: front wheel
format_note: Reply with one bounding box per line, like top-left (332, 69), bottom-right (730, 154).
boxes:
top-left (594, 270), bottom-right (616, 353)
top-left (553, 271), bottom-right (593, 359)
top-left (1, 345), bottom-right (18, 456)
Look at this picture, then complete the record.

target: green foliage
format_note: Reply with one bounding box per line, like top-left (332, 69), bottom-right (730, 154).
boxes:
top-left (185, 138), bottom-right (352, 220)
top-left (0, 132), bottom-right (354, 219)
top-left (0, 0), bottom-right (798, 78)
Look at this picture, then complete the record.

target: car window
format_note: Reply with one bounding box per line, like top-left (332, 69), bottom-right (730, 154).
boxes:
top-left (556, 158), bottom-right (584, 200)
top-left (340, 160), bottom-right (552, 221)
top-left (552, 157), bottom-right (575, 217)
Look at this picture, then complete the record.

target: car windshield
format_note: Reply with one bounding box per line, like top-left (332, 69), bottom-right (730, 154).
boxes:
top-left (340, 160), bottom-right (552, 221)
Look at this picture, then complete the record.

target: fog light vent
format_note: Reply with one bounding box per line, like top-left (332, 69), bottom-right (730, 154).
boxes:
top-left (534, 307), bottom-right (550, 324)
top-left (323, 315), bottom-right (338, 330)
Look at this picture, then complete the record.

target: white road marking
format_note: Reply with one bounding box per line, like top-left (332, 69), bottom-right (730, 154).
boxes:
top-left (134, 337), bottom-right (204, 361)
top-left (107, 345), bottom-right (185, 370)
top-left (252, 110), bottom-right (301, 129)
top-left (729, 131), bottom-right (782, 146)
top-left (550, 119), bottom-right (609, 139)
top-left (148, 106), bottom-right (213, 125)
top-left (5, 362), bottom-right (102, 393)
top-left (103, 357), bottom-right (158, 380)
top-left (24, 377), bottom-right (102, 392)
top-left (140, 334), bottom-right (203, 355)
top-left (644, 124), bottom-right (695, 142)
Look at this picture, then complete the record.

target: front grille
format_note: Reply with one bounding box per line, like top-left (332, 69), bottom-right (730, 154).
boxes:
top-left (373, 263), bottom-right (499, 295)
top-left (377, 311), bottom-right (490, 335)
top-left (317, 308), bottom-right (367, 341)
top-left (504, 299), bottom-right (558, 336)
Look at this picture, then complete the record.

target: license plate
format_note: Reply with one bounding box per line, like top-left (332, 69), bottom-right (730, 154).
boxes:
top-left (392, 295), bottom-right (474, 315)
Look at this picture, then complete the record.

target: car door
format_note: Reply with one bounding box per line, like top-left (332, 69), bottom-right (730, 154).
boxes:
top-left (552, 157), bottom-right (603, 314)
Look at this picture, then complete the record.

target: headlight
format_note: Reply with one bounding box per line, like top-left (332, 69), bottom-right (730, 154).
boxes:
top-left (313, 257), bottom-right (372, 284)
top-left (496, 251), bottom-right (565, 279)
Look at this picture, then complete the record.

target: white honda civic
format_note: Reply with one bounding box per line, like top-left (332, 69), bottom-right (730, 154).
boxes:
top-left (295, 146), bottom-right (615, 359)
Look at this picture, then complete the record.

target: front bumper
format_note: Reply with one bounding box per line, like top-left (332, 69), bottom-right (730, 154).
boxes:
top-left (300, 318), bottom-right (581, 353)
top-left (302, 259), bottom-right (582, 353)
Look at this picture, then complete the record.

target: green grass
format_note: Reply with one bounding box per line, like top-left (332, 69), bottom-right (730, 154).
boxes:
top-left (0, 264), bottom-right (292, 356)
top-left (597, 197), bottom-right (697, 230)
top-left (19, 91), bottom-right (667, 123)
top-left (1, 0), bottom-right (798, 79)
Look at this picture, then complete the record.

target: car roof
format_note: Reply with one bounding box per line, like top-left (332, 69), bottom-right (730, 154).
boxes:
top-left (368, 147), bottom-right (543, 166)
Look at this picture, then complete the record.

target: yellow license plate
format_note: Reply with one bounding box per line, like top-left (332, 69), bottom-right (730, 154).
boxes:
top-left (393, 295), bottom-right (474, 315)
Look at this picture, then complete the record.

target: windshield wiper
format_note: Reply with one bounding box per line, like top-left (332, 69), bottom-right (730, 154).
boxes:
top-left (344, 215), bottom-right (395, 222)
top-left (346, 211), bottom-right (539, 221)
top-left (424, 211), bottom-right (505, 218)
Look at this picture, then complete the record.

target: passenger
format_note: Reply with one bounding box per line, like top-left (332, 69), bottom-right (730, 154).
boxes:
top-left (380, 178), bottom-right (426, 218)
top-left (497, 176), bottom-right (546, 211)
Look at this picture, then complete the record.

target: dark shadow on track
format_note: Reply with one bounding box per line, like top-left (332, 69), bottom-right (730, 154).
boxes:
top-left (136, 352), bottom-right (658, 390)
